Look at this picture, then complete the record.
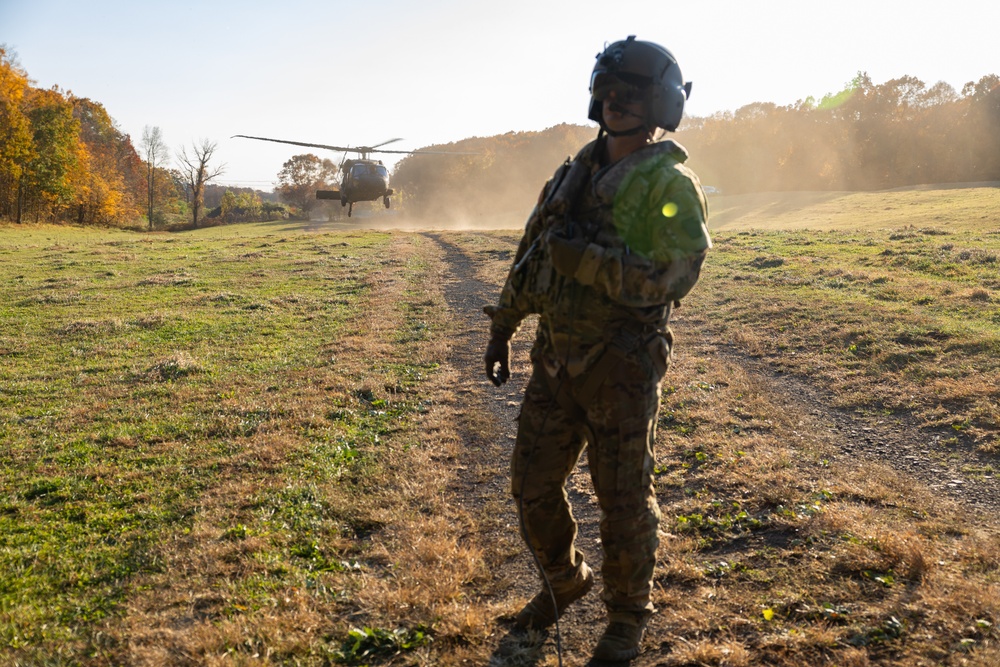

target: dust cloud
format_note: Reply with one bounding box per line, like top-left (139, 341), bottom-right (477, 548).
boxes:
top-left (677, 73), bottom-right (1000, 194)
top-left (330, 72), bottom-right (1000, 230)
top-left (389, 123), bottom-right (597, 230)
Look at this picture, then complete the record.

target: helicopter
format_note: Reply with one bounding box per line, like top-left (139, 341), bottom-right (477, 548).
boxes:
top-left (232, 134), bottom-right (467, 217)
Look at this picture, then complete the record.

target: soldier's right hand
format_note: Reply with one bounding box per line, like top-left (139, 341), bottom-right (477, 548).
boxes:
top-left (484, 335), bottom-right (511, 386)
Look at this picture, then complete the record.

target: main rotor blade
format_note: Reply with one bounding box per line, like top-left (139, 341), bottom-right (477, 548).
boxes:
top-left (233, 134), bottom-right (481, 157)
top-left (232, 134), bottom-right (355, 153)
top-left (369, 138), bottom-right (404, 149)
top-left (371, 148), bottom-right (482, 155)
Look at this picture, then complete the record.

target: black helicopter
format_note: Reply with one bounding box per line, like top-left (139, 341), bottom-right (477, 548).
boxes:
top-left (233, 135), bottom-right (464, 217)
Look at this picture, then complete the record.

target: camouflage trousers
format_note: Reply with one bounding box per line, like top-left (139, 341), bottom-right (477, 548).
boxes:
top-left (511, 334), bottom-right (668, 621)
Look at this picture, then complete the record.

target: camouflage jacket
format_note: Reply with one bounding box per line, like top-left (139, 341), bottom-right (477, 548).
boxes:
top-left (486, 136), bottom-right (711, 377)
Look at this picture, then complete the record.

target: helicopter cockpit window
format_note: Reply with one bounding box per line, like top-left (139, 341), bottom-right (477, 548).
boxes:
top-left (376, 165), bottom-right (389, 178)
top-left (350, 164), bottom-right (370, 176)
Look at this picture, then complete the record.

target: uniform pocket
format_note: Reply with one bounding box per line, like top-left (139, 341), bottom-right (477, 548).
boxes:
top-left (648, 334), bottom-right (671, 378)
top-left (617, 415), bottom-right (654, 493)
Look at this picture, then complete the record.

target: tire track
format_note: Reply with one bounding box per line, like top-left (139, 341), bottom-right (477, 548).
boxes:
top-left (694, 332), bottom-right (1000, 515)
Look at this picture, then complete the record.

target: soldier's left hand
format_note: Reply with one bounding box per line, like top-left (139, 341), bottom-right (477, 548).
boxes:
top-left (545, 227), bottom-right (587, 278)
top-left (484, 335), bottom-right (511, 386)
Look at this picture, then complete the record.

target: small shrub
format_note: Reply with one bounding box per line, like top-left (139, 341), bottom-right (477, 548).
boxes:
top-left (151, 352), bottom-right (201, 380)
top-left (335, 625), bottom-right (431, 664)
top-left (969, 288), bottom-right (991, 302)
top-left (751, 256), bottom-right (785, 269)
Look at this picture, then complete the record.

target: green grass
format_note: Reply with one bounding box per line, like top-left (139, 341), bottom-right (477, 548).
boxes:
top-left (689, 217), bottom-right (1000, 449)
top-left (0, 221), bottom-right (438, 662)
top-left (708, 185), bottom-right (1000, 232)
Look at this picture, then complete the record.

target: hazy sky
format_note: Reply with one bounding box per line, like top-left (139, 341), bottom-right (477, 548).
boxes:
top-left (3, 0), bottom-right (997, 188)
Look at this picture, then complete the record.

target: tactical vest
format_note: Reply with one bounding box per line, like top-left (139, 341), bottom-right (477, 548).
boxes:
top-left (488, 136), bottom-right (709, 383)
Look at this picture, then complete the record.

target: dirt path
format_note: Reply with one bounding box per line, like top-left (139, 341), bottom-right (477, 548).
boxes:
top-left (698, 333), bottom-right (1000, 515)
top-left (424, 231), bottom-right (999, 665)
top-left (424, 233), bottom-right (611, 666)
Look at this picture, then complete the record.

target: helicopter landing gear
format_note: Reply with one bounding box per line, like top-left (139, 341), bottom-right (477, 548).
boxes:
top-left (383, 196), bottom-right (391, 209)
top-left (347, 202), bottom-right (353, 218)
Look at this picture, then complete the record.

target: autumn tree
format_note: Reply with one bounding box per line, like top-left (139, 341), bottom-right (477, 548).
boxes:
top-left (141, 125), bottom-right (169, 229)
top-left (70, 97), bottom-right (145, 225)
top-left (275, 153), bottom-right (338, 217)
top-left (217, 190), bottom-right (263, 222)
top-left (21, 86), bottom-right (84, 223)
top-left (0, 45), bottom-right (34, 222)
top-left (176, 139), bottom-right (224, 228)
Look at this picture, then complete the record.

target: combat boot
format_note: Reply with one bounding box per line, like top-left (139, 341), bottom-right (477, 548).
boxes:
top-left (593, 616), bottom-right (648, 662)
top-left (515, 563), bottom-right (594, 629)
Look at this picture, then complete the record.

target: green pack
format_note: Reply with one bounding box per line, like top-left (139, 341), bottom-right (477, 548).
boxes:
top-left (612, 144), bottom-right (711, 261)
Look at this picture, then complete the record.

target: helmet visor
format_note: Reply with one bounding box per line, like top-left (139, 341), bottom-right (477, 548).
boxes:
top-left (590, 71), bottom-right (648, 105)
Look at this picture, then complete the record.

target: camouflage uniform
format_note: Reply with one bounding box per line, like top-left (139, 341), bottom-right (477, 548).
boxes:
top-left (486, 136), bottom-right (710, 623)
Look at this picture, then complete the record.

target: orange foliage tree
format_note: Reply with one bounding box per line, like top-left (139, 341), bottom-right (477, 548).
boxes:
top-left (20, 86), bottom-right (85, 223)
top-left (72, 97), bottom-right (145, 224)
top-left (0, 46), bottom-right (34, 222)
top-left (0, 46), bottom-right (167, 226)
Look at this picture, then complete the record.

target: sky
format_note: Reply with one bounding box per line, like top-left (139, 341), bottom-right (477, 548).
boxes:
top-left (2, 0), bottom-right (998, 189)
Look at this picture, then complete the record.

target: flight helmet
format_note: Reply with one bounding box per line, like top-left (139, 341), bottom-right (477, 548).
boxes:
top-left (588, 36), bottom-right (693, 133)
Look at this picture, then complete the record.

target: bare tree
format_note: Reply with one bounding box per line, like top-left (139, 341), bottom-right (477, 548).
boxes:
top-left (176, 139), bottom-right (225, 228)
top-left (141, 126), bottom-right (169, 230)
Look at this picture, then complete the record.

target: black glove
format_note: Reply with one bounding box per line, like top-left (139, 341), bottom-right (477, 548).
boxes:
top-left (484, 335), bottom-right (511, 386)
top-left (545, 227), bottom-right (588, 278)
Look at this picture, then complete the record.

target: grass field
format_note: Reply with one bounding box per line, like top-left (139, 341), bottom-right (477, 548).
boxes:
top-left (701, 186), bottom-right (1000, 451)
top-left (1, 185), bottom-right (998, 665)
top-left (1, 224), bottom-right (453, 663)
top-left (708, 184), bottom-right (1000, 232)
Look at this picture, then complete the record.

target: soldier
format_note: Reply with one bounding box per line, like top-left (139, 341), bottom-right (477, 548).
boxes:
top-left (483, 36), bottom-right (711, 661)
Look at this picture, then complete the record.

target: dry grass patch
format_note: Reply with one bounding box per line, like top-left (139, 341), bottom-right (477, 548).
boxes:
top-left (147, 351), bottom-right (203, 381)
top-left (667, 637), bottom-right (752, 666)
top-left (641, 325), bottom-right (1000, 665)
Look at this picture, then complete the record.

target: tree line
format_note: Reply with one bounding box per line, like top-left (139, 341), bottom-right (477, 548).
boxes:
top-left (1, 45), bottom-right (150, 225)
top-left (392, 72), bottom-right (1000, 222)
top-left (4, 43), bottom-right (997, 228)
top-left (681, 72), bottom-right (1000, 193)
top-left (0, 46), bottom-right (284, 228)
